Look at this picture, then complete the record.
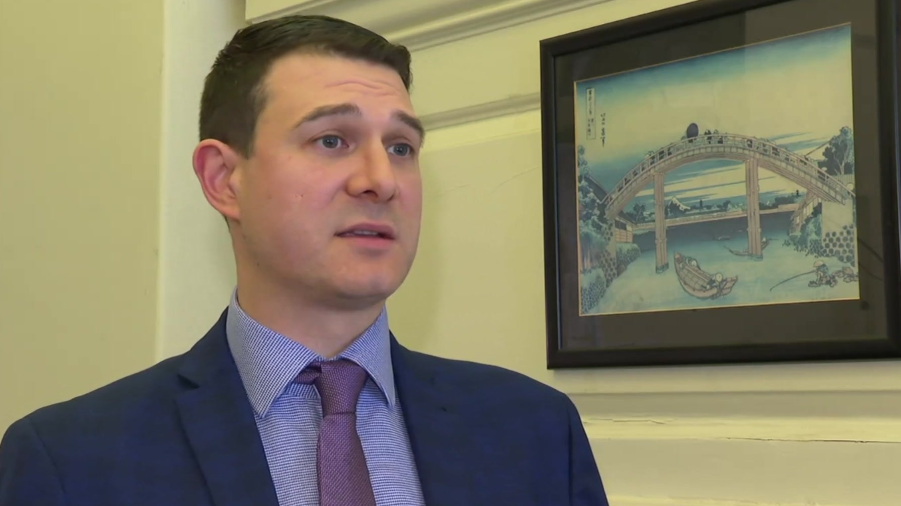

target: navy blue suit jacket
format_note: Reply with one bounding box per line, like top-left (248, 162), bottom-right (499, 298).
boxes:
top-left (0, 310), bottom-right (608, 505)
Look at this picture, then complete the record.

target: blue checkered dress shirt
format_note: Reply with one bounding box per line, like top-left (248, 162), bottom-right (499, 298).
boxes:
top-left (225, 291), bottom-right (426, 506)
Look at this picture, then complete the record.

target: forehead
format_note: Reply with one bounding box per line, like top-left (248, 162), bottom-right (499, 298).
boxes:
top-left (260, 53), bottom-right (414, 120)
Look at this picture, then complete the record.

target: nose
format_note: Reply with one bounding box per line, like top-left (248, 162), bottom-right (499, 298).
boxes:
top-left (346, 141), bottom-right (398, 203)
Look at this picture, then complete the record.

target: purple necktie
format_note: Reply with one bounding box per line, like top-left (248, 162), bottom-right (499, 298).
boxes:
top-left (295, 359), bottom-right (377, 506)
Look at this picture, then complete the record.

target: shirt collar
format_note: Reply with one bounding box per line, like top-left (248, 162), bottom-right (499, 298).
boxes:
top-left (225, 289), bottom-right (396, 418)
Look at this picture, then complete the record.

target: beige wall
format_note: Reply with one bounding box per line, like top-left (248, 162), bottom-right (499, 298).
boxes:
top-left (4, 0), bottom-right (901, 504)
top-left (0, 0), bottom-right (163, 430)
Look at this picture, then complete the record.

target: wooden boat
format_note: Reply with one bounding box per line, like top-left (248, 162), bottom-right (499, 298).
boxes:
top-left (724, 237), bottom-right (770, 256)
top-left (673, 252), bottom-right (738, 300)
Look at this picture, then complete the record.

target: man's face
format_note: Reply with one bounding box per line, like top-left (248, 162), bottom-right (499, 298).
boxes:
top-left (229, 53), bottom-right (423, 309)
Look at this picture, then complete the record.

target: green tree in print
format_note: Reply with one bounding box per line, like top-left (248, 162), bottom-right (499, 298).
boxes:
top-left (818, 126), bottom-right (855, 176)
top-left (577, 145), bottom-right (589, 173)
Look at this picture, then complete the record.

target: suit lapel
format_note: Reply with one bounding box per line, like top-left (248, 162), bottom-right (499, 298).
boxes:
top-left (176, 311), bottom-right (280, 506)
top-left (391, 336), bottom-right (474, 506)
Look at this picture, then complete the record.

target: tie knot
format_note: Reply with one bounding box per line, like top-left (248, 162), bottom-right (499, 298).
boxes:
top-left (295, 359), bottom-right (369, 416)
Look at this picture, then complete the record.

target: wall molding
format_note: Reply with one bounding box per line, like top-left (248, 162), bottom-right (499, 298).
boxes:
top-left (553, 358), bottom-right (901, 397)
top-left (582, 415), bottom-right (901, 444)
top-left (385, 0), bottom-right (614, 51)
top-left (420, 93), bottom-right (540, 130)
top-left (608, 496), bottom-right (859, 506)
top-left (246, 0), bottom-right (613, 51)
top-left (245, 0), bottom-right (340, 22)
top-left (567, 389), bottom-right (901, 426)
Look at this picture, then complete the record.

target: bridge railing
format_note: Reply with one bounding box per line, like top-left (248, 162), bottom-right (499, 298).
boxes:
top-left (600, 133), bottom-right (853, 214)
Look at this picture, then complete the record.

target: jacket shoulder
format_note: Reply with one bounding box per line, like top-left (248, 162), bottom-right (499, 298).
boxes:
top-left (10, 352), bottom-right (188, 440)
top-left (15, 309), bottom-right (231, 434)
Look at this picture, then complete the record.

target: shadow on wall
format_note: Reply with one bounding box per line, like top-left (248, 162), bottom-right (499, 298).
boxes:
top-left (386, 155), bottom-right (445, 350)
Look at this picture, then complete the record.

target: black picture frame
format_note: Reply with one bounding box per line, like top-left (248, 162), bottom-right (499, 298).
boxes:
top-left (540, 0), bottom-right (901, 368)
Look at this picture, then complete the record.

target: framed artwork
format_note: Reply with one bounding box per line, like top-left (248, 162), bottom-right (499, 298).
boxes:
top-left (539, 0), bottom-right (901, 368)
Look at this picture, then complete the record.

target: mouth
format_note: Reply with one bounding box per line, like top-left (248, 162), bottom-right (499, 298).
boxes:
top-left (336, 223), bottom-right (396, 240)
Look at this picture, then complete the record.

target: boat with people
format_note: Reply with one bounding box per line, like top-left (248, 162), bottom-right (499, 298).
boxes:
top-left (673, 252), bottom-right (738, 300)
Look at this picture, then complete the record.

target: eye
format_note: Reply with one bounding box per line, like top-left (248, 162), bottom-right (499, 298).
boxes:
top-left (389, 143), bottom-right (415, 157)
top-left (316, 135), bottom-right (347, 149)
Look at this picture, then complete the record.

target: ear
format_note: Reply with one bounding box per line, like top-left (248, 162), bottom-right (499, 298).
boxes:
top-left (192, 139), bottom-right (243, 222)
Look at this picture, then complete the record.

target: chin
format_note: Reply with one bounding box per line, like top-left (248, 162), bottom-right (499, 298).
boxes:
top-left (331, 274), bottom-right (404, 305)
top-left (314, 252), bottom-right (414, 304)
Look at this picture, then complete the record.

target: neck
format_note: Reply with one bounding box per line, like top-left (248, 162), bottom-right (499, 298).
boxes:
top-left (234, 280), bottom-right (384, 359)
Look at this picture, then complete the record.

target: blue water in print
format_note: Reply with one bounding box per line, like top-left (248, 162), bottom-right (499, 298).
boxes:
top-left (587, 212), bottom-right (859, 315)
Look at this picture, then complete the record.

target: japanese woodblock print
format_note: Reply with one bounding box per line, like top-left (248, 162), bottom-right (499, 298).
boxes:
top-left (575, 24), bottom-right (859, 316)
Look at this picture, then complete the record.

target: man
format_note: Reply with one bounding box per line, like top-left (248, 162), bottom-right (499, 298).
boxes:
top-left (0, 15), bottom-right (608, 506)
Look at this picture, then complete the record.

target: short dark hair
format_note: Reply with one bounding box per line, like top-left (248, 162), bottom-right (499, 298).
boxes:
top-left (199, 15), bottom-right (413, 157)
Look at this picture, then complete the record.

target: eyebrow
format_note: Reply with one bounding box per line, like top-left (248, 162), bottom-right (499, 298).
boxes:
top-left (293, 102), bottom-right (426, 145)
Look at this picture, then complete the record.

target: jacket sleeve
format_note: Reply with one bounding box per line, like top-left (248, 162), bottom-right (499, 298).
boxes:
top-left (565, 398), bottom-right (610, 506)
top-left (0, 417), bottom-right (68, 506)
